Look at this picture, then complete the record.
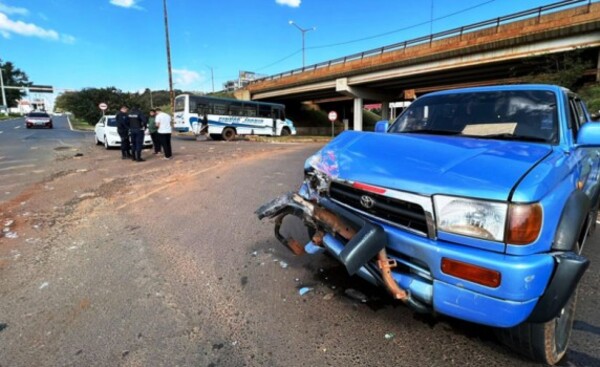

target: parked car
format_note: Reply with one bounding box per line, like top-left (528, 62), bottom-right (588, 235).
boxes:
top-left (25, 111), bottom-right (53, 129)
top-left (94, 115), bottom-right (152, 149)
top-left (257, 85), bottom-right (598, 365)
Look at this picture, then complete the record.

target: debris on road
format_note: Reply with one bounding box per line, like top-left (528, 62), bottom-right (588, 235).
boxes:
top-left (344, 288), bottom-right (368, 303)
top-left (4, 231), bottom-right (18, 239)
top-left (39, 282), bottom-right (49, 290)
top-left (299, 287), bottom-right (313, 296)
top-left (384, 333), bottom-right (395, 340)
top-left (279, 260), bottom-right (288, 269)
top-left (323, 293), bottom-right (334, 300)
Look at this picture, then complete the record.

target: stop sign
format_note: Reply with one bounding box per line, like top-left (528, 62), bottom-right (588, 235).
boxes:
top-left (328, 111), bottom-right (338, 122)
top-left (98, 103), bottom-right (108, 111)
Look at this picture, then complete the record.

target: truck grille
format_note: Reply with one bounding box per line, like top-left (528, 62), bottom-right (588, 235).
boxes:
top-left (328, 182), bottom-right (429, 235)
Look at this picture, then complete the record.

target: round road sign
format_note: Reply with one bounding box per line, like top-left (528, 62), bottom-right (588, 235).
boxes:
top-left (328, 111), bottom-right (338, 122)
top-left (98, 103), bottom-right (108, 111)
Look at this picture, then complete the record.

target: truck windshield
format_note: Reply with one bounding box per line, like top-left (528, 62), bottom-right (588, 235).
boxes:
top-left (388, 90), bottom-right (559, 144)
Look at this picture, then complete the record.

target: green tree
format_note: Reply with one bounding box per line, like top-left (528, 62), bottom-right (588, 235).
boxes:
top-left (523, 51), bottom-right (592, 90)
top-left (0, 59), bottom-right (33, 107)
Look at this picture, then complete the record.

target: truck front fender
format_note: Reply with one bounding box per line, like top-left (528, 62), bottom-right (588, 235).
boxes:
top-left (552, 190), bottom-right (590, 251)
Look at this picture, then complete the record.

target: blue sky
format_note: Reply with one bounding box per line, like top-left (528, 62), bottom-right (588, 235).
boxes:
top-left (0, 0), bottom-right (581, 95)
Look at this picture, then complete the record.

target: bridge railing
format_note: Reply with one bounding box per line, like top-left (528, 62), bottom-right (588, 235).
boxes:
top-left (249, 0), bottom-right (592, 85)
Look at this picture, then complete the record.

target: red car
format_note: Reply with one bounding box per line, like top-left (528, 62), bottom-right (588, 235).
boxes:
top-left (25, 111), bottom-right (53, 129)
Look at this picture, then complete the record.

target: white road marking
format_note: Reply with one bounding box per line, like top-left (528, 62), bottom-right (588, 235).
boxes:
top-left (0, 164), bottom-right (36, 172)
top-left (14, 126), bottom-right (20, 129)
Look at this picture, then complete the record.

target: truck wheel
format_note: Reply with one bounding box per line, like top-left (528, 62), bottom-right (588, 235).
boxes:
top-left (496, 290), bottom-right (577, 365)
top-left (497, 242), bottom-right (581, 365)
top-left (222, 127), bottom-right (236, 141)
top-left (280, 127), bottom-right (291, 136)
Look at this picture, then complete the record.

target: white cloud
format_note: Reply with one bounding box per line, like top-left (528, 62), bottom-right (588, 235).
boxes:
top-left (173, 68), bottom-right (204, 87)
top-left (109, 0), bottom-right (143, 10)
top-left (0, 2), bottom-right (28, 16)
top-left (276, 0), bottom-right (301, 8)
top-left (0, 13), bottom-right (75, 43)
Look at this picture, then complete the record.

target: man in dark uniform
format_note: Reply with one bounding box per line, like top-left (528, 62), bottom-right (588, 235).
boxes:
top-left (115, 106), bottom-right (131, 160)
top-left (128, 106), bottom-right (148, 162)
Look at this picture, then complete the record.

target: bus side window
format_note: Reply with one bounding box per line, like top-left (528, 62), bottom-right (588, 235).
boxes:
top-left (189, 99), bottom-right (197, 113)
top-left (242, 103), bottom-right (257, 117)
top-left (230, 102), bottom-right (243, 116)
top-left (258, 105), bottom-right (272, 118)
top-left (213, 103), bottom-right (228, 115)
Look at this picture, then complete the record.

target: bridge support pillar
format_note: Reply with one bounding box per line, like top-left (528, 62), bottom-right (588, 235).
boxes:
top-left (353, 98), bottom-right (363, 131)
top-left (336, 78), bottom-right (396, 131)
top-left (381, 101), bottom-right (390, 121)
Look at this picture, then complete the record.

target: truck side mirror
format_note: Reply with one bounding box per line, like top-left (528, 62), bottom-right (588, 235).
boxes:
top-left (375, 120), bottom-right (389, 133)
top-left (577, 122), bottom-right (600, 146)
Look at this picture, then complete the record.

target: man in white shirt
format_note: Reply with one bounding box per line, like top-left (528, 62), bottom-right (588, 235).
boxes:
top-left (155, 108), bottom-right (173, 159)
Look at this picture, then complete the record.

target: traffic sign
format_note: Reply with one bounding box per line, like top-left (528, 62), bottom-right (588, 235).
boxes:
top-left (328, 111), bottom-right (338, 122)
top-left (98, 103), bottom-right (108, 111)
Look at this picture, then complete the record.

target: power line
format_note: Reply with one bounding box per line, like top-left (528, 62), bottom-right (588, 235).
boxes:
top-left (255, 49), bottom-right (302, 72)
top-left (306, 0), bottom-right (495, 50)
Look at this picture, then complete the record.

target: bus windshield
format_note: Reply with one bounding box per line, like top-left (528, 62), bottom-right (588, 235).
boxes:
top-left (174, 96), bottom-right (186, 112)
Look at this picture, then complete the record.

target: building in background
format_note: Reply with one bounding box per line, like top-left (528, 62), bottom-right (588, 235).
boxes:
top-left (223, 71), bottom-right (266, 92)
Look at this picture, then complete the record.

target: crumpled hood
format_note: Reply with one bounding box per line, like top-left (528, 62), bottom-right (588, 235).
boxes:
top-left (308, 131), bottom-right (552, 201)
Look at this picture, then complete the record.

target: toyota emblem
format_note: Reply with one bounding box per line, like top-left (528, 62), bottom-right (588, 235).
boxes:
top-left (360, 195), bottom-right (375, 209)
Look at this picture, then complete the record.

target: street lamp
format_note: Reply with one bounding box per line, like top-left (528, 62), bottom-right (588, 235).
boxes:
top-left (0, 68), bottom-right (7, 116)
top-left (289, 21), bottom-right (316, 68)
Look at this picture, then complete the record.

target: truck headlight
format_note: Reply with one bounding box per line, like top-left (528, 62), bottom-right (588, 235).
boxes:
top-left (434, 195), bottom-right (507, 242)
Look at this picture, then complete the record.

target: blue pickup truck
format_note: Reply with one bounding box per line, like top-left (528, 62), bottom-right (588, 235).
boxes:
top-left (257, 85), bottom-right (598, 364)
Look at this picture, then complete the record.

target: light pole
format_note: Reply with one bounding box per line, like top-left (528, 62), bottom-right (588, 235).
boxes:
top-left (205, 65), bottom-right (215, 93)
top-left (288, 21), bottom-right (316, 68)
top-left (163, 0), bottom-right (174, 116)
top-left (0, 68), bottom-right (7, 116)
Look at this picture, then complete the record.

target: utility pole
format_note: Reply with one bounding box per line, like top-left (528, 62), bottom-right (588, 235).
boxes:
top-left (0, 68), bottom-right (7, 116)
top-left (163, 0), bottom-right (174, 116)
top-left (209, 66), bottom-right (215, 93)
top-left (289, 21), bottom-right (316, 68)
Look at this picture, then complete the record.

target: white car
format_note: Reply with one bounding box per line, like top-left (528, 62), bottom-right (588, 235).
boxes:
top-left (94, 115), bottom-right (153, 149)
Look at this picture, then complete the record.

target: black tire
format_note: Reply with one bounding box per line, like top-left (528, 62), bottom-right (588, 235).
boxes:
top-left (222, 127), bottom-right (236, 141)
top-left (280, 127), bottom-right (291, 136)
top-left (496, 290), bottom-right (577, 365)
top-left (209, 133), bottom-right (222, 141)
top-left (496, 242), bottom-right (581, 365)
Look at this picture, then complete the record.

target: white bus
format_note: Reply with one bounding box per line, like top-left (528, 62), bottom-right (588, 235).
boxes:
top-left (173, 94), bottom-right (297, 141)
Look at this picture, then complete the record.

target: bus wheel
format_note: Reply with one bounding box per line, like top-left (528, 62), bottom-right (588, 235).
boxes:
top-left (222, 127), bottom-right (236, 141)
top-left (280, 127), bottom-right (291, 136)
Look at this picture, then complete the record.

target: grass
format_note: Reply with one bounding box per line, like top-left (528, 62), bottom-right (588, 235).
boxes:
top-left (69, 116), bottom-right (95, 131)
top-left (0, 114), bottom-right (22, 121)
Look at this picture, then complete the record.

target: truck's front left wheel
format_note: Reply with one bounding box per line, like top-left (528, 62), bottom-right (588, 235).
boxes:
top-left (496, 289), bottom-right (577, 365)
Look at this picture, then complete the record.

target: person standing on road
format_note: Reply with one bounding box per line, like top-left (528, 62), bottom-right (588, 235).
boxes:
top-left (128, 106), bottom-right (148, 162)
top-left (155, 107), bottom-right (172, 160)
top-left (115, 106), bottom-right (131, 160)
top-left (148, 109), bottom-right (161, 155)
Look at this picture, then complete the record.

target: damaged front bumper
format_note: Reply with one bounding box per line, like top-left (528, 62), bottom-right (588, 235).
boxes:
top-left (256, 191), bottom-right (429, 313)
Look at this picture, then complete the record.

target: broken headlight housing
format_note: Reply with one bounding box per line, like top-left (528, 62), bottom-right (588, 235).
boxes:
top-left (434, 195), bottom-right (507, 242)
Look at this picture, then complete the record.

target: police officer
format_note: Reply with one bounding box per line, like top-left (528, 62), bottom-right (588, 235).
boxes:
top-left (128, 106), bottom-right (148, 162)
top-left (115, 106), bottom-right (131, 160)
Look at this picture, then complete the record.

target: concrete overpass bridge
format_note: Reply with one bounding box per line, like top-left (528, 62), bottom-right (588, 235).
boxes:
top-left (244, 0), bottom-right (600, 130)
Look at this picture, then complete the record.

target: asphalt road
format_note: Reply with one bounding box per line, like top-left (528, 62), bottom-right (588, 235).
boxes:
top-left (0, 116), bottom-right (89, 200)
top-left (0, 133), bottom-right (598, 366)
